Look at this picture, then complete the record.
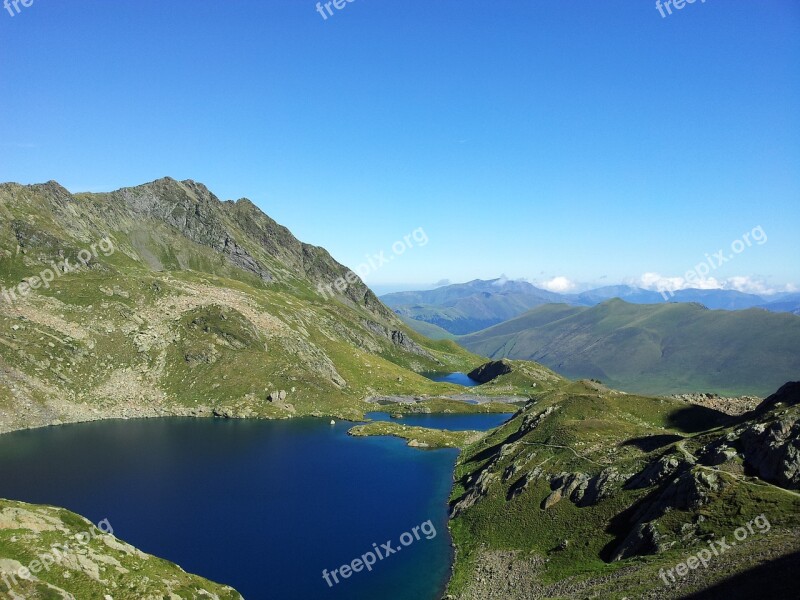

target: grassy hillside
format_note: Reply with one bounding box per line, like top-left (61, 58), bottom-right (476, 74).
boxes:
top-left (446, 381), bottom-right (800, 599)
top-left (0, 498), bottom-right (243, 599)
top-left (459, 299), bottom-right (800, 396)
top-left (399, 314), bottom-right (456, 340)
top-left (383, 281), bottom-right (791, 338)
top-left (0, 178), bottom-right (513, 434)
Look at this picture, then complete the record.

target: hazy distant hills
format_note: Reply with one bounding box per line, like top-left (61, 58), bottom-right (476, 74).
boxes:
top-left (382, 280), bottom-right (800, 336)
top-left (459, 299), bottom-right (800, 396)
top-left (382, 279), bottom-right (563, 335)
top-left (568, 284), bottom-right (781, 310)
top-left (759, 292), bottom-right (800, 315)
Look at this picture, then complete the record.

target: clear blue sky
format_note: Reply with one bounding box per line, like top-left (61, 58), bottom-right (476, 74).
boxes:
top-left (1, 1), bottom-right (798, 294)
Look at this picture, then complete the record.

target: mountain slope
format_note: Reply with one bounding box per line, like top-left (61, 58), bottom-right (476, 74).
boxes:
top-left (459, 299), bottom-right (800, 396)
top-left (0, 499), bottom-right (243, 599)
top-left (381, 279), bottom-right (565, 334)
top-left (0, 178), bottom-right (495, 434)
top-left (567, 285), bottom-right (768, 310)
top-left (383, 280), bottom-right (794, 337)
top-left (446, 381), bottom-right (800, 599)
top-left (759, 292), bottom-right (800, 316)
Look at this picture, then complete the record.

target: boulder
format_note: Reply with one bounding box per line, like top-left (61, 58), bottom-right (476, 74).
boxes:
top-left (267, 390), bottom-right (288, 402)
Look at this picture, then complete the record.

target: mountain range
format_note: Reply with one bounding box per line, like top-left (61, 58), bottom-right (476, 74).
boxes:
top-left (459, 299), bottom-right (800, 396)
top-left (1, 178), bottom-right (799, 599)
top-left (382, 279), bottom-right (800, 336)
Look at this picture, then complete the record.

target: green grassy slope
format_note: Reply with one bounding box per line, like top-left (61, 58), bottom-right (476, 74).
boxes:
top-left (447, 381), bottom-right (800, 599)
top-left (0, 498), bottom-right (243, 599)
top-left (459, 299), bottom-right (800, 396)
top-left (398, 314), bottom-right (456, 340)
top-left (0, 178), bottom-right (504, 433)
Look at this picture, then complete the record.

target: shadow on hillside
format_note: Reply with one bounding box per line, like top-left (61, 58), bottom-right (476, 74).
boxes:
top-left (466, 439), bottom-right (513, 464)
top-left (666, 405), bottom-right (732, 434)
top-left (598, 484), bottom-right (665, 562)
top-left (621, 434), bottom-right (684, 452)
top-left (679, 550), bottom-right (800, 599)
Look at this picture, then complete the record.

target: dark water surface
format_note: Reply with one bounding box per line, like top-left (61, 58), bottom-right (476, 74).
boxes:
top-left (420, 372), bottom-right (480, 387)
top-left (0, 418), bottom-right (459, 600)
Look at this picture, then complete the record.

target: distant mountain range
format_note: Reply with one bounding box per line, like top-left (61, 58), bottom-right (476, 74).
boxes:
top-left (382, 279), bottom-right (563, 335)
top-left (382, 279), bottom-right (800, 336)
top-left (459, 299), bottom-right (800, 396)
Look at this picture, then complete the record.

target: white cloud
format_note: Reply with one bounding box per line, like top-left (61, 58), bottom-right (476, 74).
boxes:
top-left (539, 276), bottom-right (577, 293)
top-left (637, 273), bottom-right (794, 296)
top-left (493, 274), bottom-right (509, 286)
top-left (722, 276), bottom-right (796, 295)
top-left (638, 272), bottom-right (722, 293)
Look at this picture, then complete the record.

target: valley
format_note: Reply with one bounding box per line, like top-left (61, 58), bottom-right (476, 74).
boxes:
top-left (0, 179), bottom-right (798, 600)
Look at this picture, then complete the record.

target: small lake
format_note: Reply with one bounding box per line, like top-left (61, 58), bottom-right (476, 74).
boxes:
top-left (366, 412), bottom-right (511, 431)
top-left (0, 417), bottom-right (460, 600)
top-left (421, 372), bottom-right (480, 387)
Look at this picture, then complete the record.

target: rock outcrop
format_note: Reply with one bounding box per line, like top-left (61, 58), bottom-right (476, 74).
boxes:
top-left (739, 416), bottom-right (800, 489)
top-left (468, 359), bottom-right (513, 384)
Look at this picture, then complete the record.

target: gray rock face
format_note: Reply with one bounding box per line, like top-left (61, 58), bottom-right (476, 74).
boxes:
top-left (452, 470), bottom-right (498, 517)
top-left (739, 416), bottom-right (800, 489)
top-left (518, 406), bottom-right (558, 434)
top-left (540, 468), bottom-right (624, 509)
top-left (506, 467), bottom-right (545, 501)
top-left (577, 468), bottom-right (625, 507)
top-left (116, 178), bottom-right (274, 282)
top-left (361, 320), bottom-right (432, 358)
top-left (632, 470), bottom-right (724, 525)
top-left (626, 455), bottom-right (689, 490)
top-left (542, 472), bottom-right (590, 509)
top-left (611, 522), bottom-right (664, 562)
top-left (700, 442), bottom-right (739, 466)
top-left (468, 360), bottom-right (513, 384)
top-left (754, 380), bottom-right (800, 414)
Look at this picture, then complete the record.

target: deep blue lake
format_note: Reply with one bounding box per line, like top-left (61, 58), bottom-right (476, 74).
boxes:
top-left (421, 372), bottom-right (480, 387)
top-left (0, 414), bottom-right (499, 600)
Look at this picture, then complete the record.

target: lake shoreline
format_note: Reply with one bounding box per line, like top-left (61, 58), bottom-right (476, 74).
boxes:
top-left (0, 414), bottom-right (481, 599)
top-left (0, 393), bottom-right (520, 437)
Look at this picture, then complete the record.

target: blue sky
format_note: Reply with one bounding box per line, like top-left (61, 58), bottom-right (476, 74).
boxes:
top-left (1, 0), bottom-right (798, 294)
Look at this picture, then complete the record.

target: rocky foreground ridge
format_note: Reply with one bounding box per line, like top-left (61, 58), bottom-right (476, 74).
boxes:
top-left (446, 381), bottom-right (800, 599)
top-left (0, 499), bottom-right (242, 599)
